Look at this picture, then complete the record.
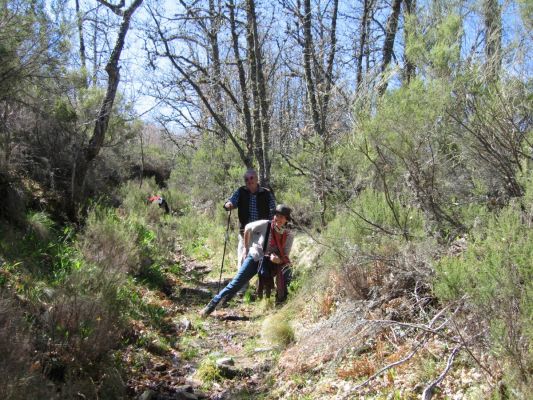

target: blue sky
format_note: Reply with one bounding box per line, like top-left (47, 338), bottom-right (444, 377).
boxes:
top-left (54, 0), bottom-right (532, 125)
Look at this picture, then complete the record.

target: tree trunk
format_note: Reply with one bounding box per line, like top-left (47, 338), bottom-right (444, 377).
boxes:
top-left (403, 0), bottom-right (416, 84)
top-left (356, 0), bottom-right (371, 89)
top-left (208, 0), bottom-right (224, 139)
top-left (320, 0), bottom-right (338, 133)
top-left (246, 0), bottom-right (271, 186)
top-left (483, 0), bottom-right (501, 81)
top-left (378, 0), bottom-right (402, 95)
top-left (299, 0), bottom-right (339, 226)
top-left (70, 0), bottom-right (144, 219)
top-left (302, 0), bottom-right (322, 137)
top-left (228, 0), bottom-right (254, 165)
top-left (75, 0), bottom-right (88, 88)
top-left (252, 3), bottom-right (271, 187)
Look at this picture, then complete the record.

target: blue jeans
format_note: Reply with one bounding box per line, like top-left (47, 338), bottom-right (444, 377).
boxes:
top-left (212, 255), bottom-right (258, 305)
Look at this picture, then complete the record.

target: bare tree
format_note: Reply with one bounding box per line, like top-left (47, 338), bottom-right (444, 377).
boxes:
top-left (145, 0), bottom-right (279, 183)
top-left (246, 0), bottom-right (272, 185)
top-left (356, 0), bottom-right (374, 89)
top-left (289, 0), bottom-right (339, 226)
top-left (228, 0), bottom-right (253, 163)
top-left (75, 0), bottom-right (88, 87)
top-left (402, 0), bottom-right (416, 83)
top-left (378, 0), bottom-right (402, 95)
top-left (483, 0), bottom-right (501, 80)
top-left (70, 0), bottom-right (144, 217)
top-left (146, 1), bottom-right (253, 168)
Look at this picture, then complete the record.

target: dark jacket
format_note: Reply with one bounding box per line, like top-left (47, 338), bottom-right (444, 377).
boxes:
top-left (237, 186), bottom-right (271, 232)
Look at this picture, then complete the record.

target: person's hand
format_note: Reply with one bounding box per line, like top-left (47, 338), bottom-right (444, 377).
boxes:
top-left (224, 201), bottom-right (234, 210)
top-left (270, 254), bottom-right (281, 264)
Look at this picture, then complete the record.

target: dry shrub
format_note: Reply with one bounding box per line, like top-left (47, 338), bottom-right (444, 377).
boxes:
top-left (344, 241), bottom-right (435, 320)
top-left (383, 344), bottom-right (411, 369)
top-left (0, 294), bottom-right (54, 399)
top-left (369, 259), bottom-right (389, 286)
top-left (381, 296), bottom-right (415, 322)
top-left (144, 201), bottom-right (166, 225)
top-left (338, 261), bottom-right (371, 299)
top-left (0, 295), bottom-right (32, 393)
top-left (43, 291), bottom-right (123, 366)
top-left (337, 356), bottom-right (376, 379)
top-left (278, 302), bottom-right (372, 374)
top-left (392, 241), bottom-right (435, 290)
top-left (261, 313), bottom-right (295, 347)
top-left (32, 267), bottom-right (126, 398)
top-left (338, 255), bottom-right (392, 300)
top-left (319, 290), bottom-right (335, 317)
top-left (337, 333), bottom-right (413, 382)
top-left (79, 209), bottom-right (140, 275)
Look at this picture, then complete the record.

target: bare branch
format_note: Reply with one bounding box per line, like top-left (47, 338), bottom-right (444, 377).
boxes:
top-left (351, 336), bottom-right (430, 393)
top-left (96, 0), bottom-right (126, 16)
top-left (422, 346), bottom-right (462, 400)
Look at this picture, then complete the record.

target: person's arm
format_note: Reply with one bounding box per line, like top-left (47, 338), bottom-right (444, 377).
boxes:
top-left (241, 224), bottom-right (252, 263)
top-left (225, 188), bottom-right (240, 210)
top-left (270, 232), bottom-right (294, 265)
top-left (282, 232), bottom-right (294, 264)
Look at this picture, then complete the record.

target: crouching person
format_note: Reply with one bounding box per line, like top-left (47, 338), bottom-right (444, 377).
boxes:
top-left (147, 194), bottom-right (170, 214)
top-left (200, 204), bottom-right (294, 317)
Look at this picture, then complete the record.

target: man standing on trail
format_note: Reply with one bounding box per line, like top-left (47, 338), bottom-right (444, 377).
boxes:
top-left (224, 169), bottom-right (276, 293)
top-left (200, 204), bottom-right (294, 317)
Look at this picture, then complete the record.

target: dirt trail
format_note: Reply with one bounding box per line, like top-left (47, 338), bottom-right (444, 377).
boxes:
top-left (124, 259), bottom-right (277, 400)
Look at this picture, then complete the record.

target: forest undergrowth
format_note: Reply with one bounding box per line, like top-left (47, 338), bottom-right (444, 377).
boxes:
top-left (1, 171), bottom-right (531, 399)
top-left (1, 2), bottom-right (531, 396)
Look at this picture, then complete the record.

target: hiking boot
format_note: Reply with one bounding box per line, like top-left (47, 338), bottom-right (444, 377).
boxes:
top-left (199, 301), bottom-right (217, 318)
top-left (275, 293), bottom-right (287, 305)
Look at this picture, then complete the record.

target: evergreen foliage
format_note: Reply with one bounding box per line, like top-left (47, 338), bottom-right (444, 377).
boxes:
top-left (435, 171), bottom-right (533, 391)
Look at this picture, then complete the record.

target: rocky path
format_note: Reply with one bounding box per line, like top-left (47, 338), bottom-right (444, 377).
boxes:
top-left (123, 259), bottom-right (277, 400)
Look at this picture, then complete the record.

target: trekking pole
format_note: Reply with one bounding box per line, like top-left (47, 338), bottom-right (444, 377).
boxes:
top-left (218, 208), bottom-right (232, 293)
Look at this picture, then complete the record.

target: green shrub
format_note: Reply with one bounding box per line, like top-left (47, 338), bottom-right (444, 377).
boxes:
top-left (168, 136), bottom-right (242, 209)
top-left (356, 77), bottom-right (478, 237)
top-left (324, 188), bottom-right (425, 255)
top-left (435, 200), bottom-right (532, 393)
top-left (117, 178), bottom-right (160, 216)
top-left (273, 161), bottom-right (324, 228)
top-left (31, 260), bottom-right (128, 399)
top-left (79, 206), bottom-right (141, 274)
top-left (174, 209), bottom-right (234, 264)
top-left (26, 211), bottom-right (54, 241)
top-left (136, 261), bottom-right (168, 290)
top-left (196, 356), bottom-right (224, 383)
top-left (48, 226), bottom-right (83, 284)
top-left (163, 187), bottom-right (189, 215)
top-left (0, 293), bottom-right (54, 400)
top-left (117, 279), bottom-right (169, 328)
top-left (137, 331), bottom-right (171, 355)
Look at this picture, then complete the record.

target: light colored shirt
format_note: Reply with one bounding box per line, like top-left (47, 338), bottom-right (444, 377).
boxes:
top-left (244, 220), bottom-right (294, 262)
